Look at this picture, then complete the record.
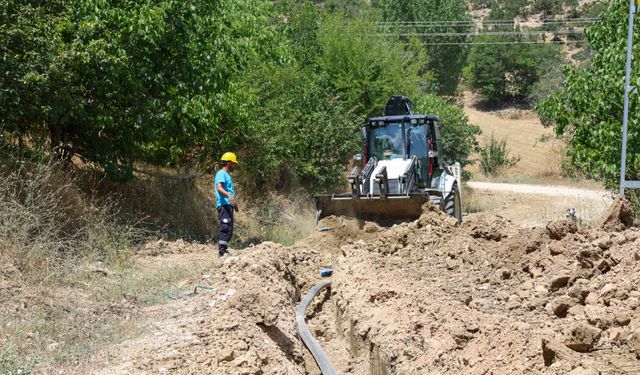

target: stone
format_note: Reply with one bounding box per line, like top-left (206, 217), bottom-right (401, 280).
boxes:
top-left (627, 328), bottom-right (640, 358)
top-left (363, 222), bottom-right (380, 233)
top-left (465, 322), bottom-right (480, 333)
top-left (599, 284), bottom-right (617, 304)
top-left (525, 228), bottom-right (547, 253)
top-left (549, 275), bottom-right (571, 292)
top-left (608, 327), bottom-right (623, 342)
top-left (542, 338), bottom-right (577, 367)
top-left (567, 284), bottom-right (591, 305)
top-left (598, 197), bottom-right (634, 231)
top-left (584, 305), bottom-right (615, 329)
top-left (593, 235), bottom-right (612, 250)
top-left (550, 297), bottom-right (575, 318)
top-left (614, 311), bottom-right (631, 326)
top-left (506, 300), bottom-right (521, 310)
top-left (547, 219), bottom-right (577, 240)
top-left (495, 268), bottom-right (511, 280)
top-left (521, 280), bottom-right (534, 290)
top-left (585, 292), bottom-right (598, 305)
top-left (218, 348), bottom-right (235, 363)
top-left (549, 241), bottom-right (565, 255)
top-left (564, 323), bottom-right (602, 352)
top-left (567, 305), bottom-right (585, 318)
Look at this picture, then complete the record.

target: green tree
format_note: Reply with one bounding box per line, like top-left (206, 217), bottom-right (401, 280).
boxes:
top-left (465, 35), bottom-right (563, 103)
top-left (316, 13), bottom-right (427, 118)
top-left (0, 0), bottom-right (284, 179)
top-left (240, 8), bottom-right (430, 191)
top-left (536, 0), bottom-right (640, 187)
top-left (372, 0), bottom-right (471, 96)
top-left (241, 64), bottom-right (359, 192)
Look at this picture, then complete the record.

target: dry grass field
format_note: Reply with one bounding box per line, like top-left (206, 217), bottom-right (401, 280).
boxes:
top-left (463, 91), bottom-right (566, 180)
top-left (461, 91), bottom-right (611, 226)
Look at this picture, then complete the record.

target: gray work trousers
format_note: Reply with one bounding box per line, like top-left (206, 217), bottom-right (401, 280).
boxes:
top-left (217, 204), bottom-right (234, 254)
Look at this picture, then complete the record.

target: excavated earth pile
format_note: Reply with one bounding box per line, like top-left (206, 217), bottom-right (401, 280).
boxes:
top-left (90, 199), bottom-right (640, 374)
top-left (321, 200), bottom-right (640, 374)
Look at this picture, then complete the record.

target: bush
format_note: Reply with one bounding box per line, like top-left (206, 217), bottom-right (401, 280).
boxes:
top-left (479, 133), bottom-right (520, 176)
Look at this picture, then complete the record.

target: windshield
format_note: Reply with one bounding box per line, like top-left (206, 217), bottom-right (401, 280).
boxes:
top-left (407, 124), bottom-right (428, 159)
top-left (368, 123), bottom-right (428, 161)
top-left (369, 124), bottom-right (404, 160)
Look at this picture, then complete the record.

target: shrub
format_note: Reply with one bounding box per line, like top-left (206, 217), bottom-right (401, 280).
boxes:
top-left (479, 133), bottom-right (520, 176)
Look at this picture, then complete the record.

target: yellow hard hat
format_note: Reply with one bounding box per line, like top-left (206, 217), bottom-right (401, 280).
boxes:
top-left (221, 152), bottom-right (238, 164)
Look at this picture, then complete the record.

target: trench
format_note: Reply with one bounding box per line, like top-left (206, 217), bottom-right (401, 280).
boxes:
top-left (290, 272), bottom-right (393, 375)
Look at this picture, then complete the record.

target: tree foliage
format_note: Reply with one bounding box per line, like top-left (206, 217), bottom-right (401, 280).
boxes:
top-left (0, 0), bottom-right (283, 179)
top-left (1, 0), bottom-right (482, 192)
top-left (315, 13), bottom-right (426, 118)
top-left (536, 0), bottom-right (640, 187)
top-left (373, 0), bottom-right (471, 96)
top-left (240, 8), bottom-right (428, 192)
top-left (464, 35), bottom-right (563, 103)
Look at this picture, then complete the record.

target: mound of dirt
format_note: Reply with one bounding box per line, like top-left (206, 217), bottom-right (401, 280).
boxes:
top-left (318, 200), bottom-right (640, 374)
top-left (85, 200), bottom-right (640, 374)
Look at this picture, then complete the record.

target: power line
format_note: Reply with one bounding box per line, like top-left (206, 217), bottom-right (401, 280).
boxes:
top-left (417, 40), bottom-right (587, 45)
top-left (377, 21), bottom-right (598, 27)
top-left (376, 22), bottom-right (596, 29)
top-left (380, 30), bottom-right (584, 37)
top-left (375, 17), bottom-right (600, 25)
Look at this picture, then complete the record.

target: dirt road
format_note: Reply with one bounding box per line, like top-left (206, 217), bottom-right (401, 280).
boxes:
top-left (468, 181), bottom-right (614, 201)
top-left (466, 181), bottom-right (613, 227)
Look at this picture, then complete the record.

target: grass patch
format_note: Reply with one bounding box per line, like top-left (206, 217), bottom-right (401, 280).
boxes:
top-left (1, 258), bottom-right (205, 371)
top-left (0, 348), bottom-right (38, 375)
top-left (0, 152), bottom-right (173, 371)
top-left (234, 191), bottom-right (315, 247)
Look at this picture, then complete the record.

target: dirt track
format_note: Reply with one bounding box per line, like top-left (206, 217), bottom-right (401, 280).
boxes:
top-left (467, 181), bottom-right (613, 201)
top-left (78, 199), bottom-right (640, 374)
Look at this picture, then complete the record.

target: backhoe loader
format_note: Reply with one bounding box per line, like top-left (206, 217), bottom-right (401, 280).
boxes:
top-left (315, 96), bottom-right (462, 223)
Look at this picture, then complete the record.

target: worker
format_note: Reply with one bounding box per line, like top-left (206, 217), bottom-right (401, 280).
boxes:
top-left (215, 152), bottom-right (238, 257)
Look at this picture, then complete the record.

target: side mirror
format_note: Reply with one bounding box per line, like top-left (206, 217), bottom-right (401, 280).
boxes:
top-left (354, 153), bottom-right (363, 161)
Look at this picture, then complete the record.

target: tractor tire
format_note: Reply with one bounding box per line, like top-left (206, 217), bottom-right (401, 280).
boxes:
top-left (444, 184), bottom-right (462, 223)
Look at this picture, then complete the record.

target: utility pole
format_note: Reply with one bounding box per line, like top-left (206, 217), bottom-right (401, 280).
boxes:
top-left (620, 0), bottom-right (640, 197)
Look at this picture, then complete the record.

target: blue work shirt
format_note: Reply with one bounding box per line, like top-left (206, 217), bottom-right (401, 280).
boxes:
top-left (214, 169), bottom-right (235, 208)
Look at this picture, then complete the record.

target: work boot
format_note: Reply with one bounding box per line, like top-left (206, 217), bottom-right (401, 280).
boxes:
top-left (218, 249), bottom-right (231, 257)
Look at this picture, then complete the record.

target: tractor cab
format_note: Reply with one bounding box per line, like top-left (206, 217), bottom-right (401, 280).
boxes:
top-left (362, 114), bottom-right (442, 190)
